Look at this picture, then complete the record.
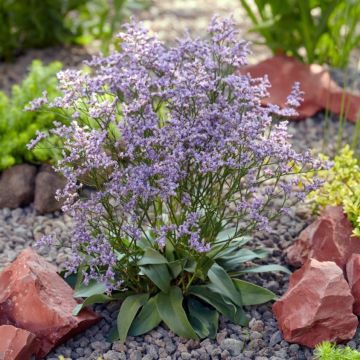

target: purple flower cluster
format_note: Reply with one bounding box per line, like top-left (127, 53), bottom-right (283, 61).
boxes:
top-left (31, 17), bottom-right (322, 290)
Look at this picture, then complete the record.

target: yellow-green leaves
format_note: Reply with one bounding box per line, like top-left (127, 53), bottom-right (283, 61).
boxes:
top-left (307, 145), bottom-right (360, 236)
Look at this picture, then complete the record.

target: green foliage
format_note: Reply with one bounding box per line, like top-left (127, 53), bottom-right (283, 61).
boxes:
top-left (0, 0), bottom-right (149, 60)
top-left (314, 341), bottom-right (360, 359)
top-left (306, 145), bottom-right (360, 236)
top-left (0, 60), bottom-right (62, 170)
top-left (240, 0), bottom-right (360, 67)
top-left (0, 0), bottom-right (87, 60)
top-left (73, 0), bottom-right (150, 55)
top-left (73, 231), bottom-right (288, 341)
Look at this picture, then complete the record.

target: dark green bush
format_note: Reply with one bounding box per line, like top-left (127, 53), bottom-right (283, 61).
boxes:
top-left (73, 0), bottom-right (151, 55)
top-left (240, 0), bottom-right (360, 68)
top-left (0, 60), bottom-right (63, 170)
top-left (0, 0), bottom-right (149, 60)
top-left (0, 0), bottom-right (87, 60)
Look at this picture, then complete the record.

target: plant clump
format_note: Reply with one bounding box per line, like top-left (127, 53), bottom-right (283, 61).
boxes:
top-left (314, 341), bottom-right (360, 360)
top-left (306, 145), bottom-right (360, 237)
top-left (0, 60), bottom-right (64, 170)
top-left (30, 17), bottom-right (323, 341)
top-left (240, 0), bottom-right (360, 68)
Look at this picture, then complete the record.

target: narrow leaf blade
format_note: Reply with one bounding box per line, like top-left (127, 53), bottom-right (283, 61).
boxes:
top-left (140, 264), bottom-right (172, 293)
top-left (138, 248), bottom-right (168, 265)
top-left (156, 286), bottom-right (198, 339)
top-left (74, 280), bottom-right (107, 298)
top-left (117, 293), bottom-right (149, 342)
top-left (72, 293), bottom-right (112, 316)
top-left (233, 279), bottom-right (277, 305)
top-left (187, 297), bottom-right (219, 339)
top-left (129, 297), bottom-right (161, 336)
top-left (208, 263), bottom-right (242, 306)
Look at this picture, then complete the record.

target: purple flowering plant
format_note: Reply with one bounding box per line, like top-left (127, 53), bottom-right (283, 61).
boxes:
top-left (29, 17), bottom-right (323, 341)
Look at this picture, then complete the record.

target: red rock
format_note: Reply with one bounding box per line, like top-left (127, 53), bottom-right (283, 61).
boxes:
top-left (0, 248), bottom-right (100, 358)
top-left (273, 258), bottom-right (358, 348)
top-left (346, 254), bottom-right (360, 315)
top-left (0, 325), bottom-right (38, 360)
top-left (286, 206), bottom-right (360, 269)
top-left (239, 55), bottom-right (360, 122)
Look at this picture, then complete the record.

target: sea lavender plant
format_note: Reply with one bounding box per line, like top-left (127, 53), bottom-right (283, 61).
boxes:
top-left (29, 17), bottom-right (323, 341)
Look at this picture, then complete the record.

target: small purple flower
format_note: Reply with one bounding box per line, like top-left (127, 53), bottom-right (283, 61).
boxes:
top-left (26, 130), bottom-right (46, 150)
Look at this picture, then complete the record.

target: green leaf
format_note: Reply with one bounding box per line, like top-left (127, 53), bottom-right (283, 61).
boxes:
top-left (234, 264), bottom-right (291, 275)
top-left (117, 293), bottom-right (149, 342)
top-left (187, 297), bottom-right (219, 339)
top-left (217, 248), bottom-right (268, 271)
top-left (188, 285), bottom-right (237, 322)
top-left (137, 235), bottom-right (154, 250)
top-left (156, 286), bottom-right (198, 339)
top-left (168, 260), bottom-right (184, 279)
top-left (233, 279), bottom-right (277, 306)
top-left (184, 258), bottom-right (196, 273)
top-left (140, 264), bottom-right (172, 293)
top-left (61, 271), bottom-right (79, 289)
top-left (129, 297), bottom-right (161, 336)
top-left (208, 263), bottom-right (242, 307)
top-left (114, 249), bottom-right (126, 262)
top-left (216, 227), bottom-right (237, 241)
top-left (138, 248), bottom-right (168, 265)
top-left (72, 294), bottom-right (112, 316)
top-left (233, 306), bottom-right (249, 326)
top-left (165, 238), bottom-right (175, 262)
top-left (107, 325), bottom-right (119, 342)
top-left (194, 256), bottom-right (214, 280)
top-left (224, 248), bottom-right (268, 262)
top-left (74, 280), bottom-right (107, 298)
top-left (208, 237), bottom-right (251, 258)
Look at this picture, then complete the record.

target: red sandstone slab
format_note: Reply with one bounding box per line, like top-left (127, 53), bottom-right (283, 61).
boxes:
top-left (273, 258), bottom-right (358, 348)
top-left (240, 55), bottom-right (360, 122)
top-left (0, 325), bottom-right (38, 360)
top-left (0, 248), bottom-right (100, 358)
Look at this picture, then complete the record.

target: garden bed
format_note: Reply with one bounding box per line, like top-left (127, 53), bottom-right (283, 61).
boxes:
top-left (0, 2), bottom-right (360, 359)
top-left (0, 113), bottom-right (357, 360)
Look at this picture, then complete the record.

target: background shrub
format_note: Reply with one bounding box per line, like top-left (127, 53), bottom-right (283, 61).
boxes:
top-left (0, 0), bottom-right (149, 60)
top-left (0, 60), bottom-right (63, 170)
top-left (306, 145), bottom-right (360, 236)
top-left (240, 0), bottom-right (360, 68)
top-left (0, 0), bottom-right (87, 60)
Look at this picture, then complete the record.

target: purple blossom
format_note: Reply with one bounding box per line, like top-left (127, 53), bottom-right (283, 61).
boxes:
top-left (286, 82), bottom-right (304, 108)
top-left (30, 17), bottom-right (323, 291)
top-left (26, 130), bottom-right (46, 150)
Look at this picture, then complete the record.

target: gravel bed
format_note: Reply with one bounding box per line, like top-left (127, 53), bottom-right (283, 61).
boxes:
top-left (0, 113), bottom-right (358, 360)
top-left (0, 1), bottom-right (359, 359)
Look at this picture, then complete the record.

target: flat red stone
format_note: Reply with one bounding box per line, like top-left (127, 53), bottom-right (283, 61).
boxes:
top-left (273, 258), bottom-right (358, 347)
top-left (286, 206), bottom-right (360, 269)
top-left (0, 248), bottom-right (101, 358)
top-left (0, 325), bottom-right (38, 360)
top-left (346, 254), bottom-right (360, 315)
top-left (240, 55), bottom-right (360, 122)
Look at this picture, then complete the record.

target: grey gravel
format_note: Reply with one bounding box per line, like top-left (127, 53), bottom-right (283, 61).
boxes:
top-left (220, 338), bottom-right (244, 356)
top-left (269, 331), bottom-right (282, 347)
